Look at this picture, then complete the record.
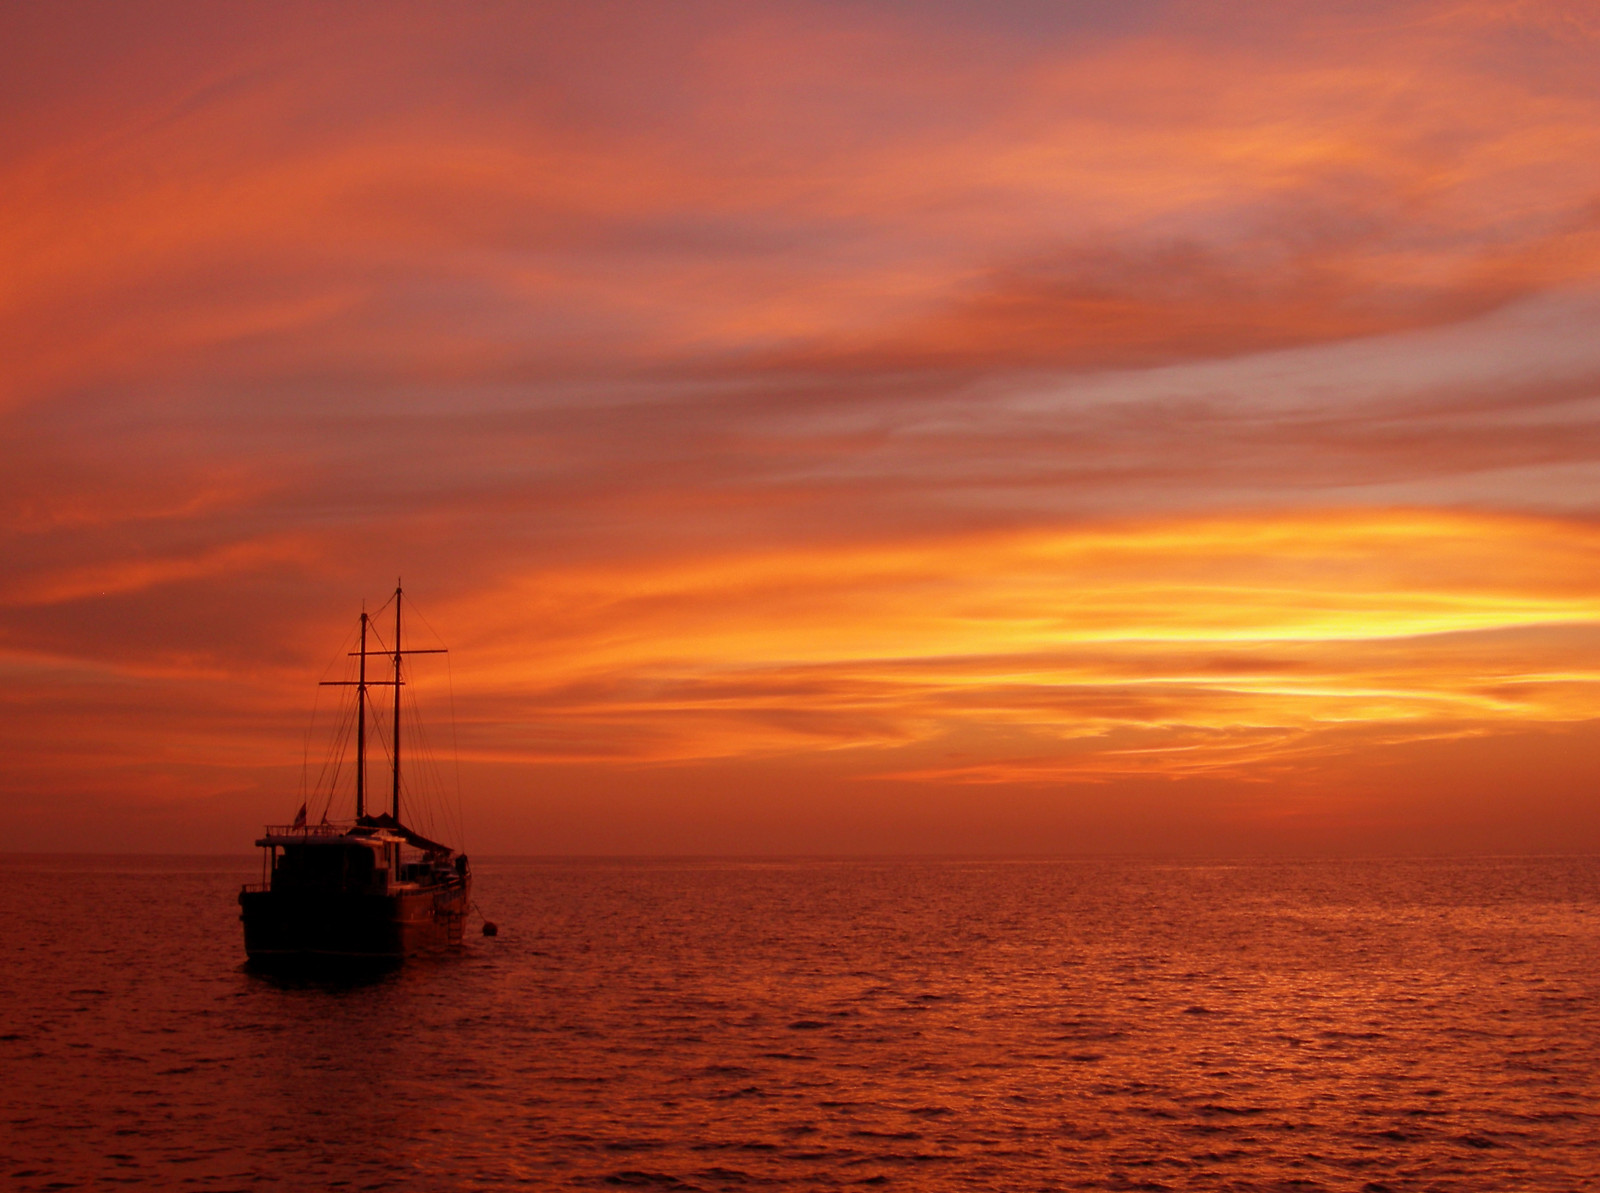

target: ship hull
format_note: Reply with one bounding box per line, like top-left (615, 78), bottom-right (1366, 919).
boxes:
top-left (239, 877), bottom-right (470, 966)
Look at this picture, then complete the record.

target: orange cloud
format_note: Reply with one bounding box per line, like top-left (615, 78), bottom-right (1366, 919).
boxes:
top-left (1, 533), bottom-right (322, 608)
top-left (6, 0), bottom-right (1600, 415)
top-left (5, 2), bottom-right (1600, 851)
top-left (420, 511), bottom-right (1600, 784)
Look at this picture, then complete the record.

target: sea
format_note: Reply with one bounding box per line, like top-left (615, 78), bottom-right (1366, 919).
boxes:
top-left (2, 855), bottom-right (1597, 1191)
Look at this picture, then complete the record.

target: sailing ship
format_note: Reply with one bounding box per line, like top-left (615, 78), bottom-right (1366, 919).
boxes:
top-left (239, 584), bottom-right (472, 966)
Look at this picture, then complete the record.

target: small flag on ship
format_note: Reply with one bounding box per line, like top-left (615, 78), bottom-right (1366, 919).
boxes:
top-left (291, 802), bottom-right (307, 829)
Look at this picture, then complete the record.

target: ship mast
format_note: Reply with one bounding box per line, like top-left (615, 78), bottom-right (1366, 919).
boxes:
top-left (326, 583), bottom-right (445, 827)
top-left (385, 581), bottom-right (446, 823)
top-left (321, 603), bottom-right (398, 817)
top-left (393, 581), bottom-right (403, 821)
top-left (356, 609), bottom-right (368, 817)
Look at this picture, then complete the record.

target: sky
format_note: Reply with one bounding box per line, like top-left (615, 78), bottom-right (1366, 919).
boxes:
top-left (5, 0), bottom-right (1600, 854)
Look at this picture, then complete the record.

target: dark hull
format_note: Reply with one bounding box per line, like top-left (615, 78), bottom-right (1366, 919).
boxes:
top-left (239, 877), bottom-right (470, 966)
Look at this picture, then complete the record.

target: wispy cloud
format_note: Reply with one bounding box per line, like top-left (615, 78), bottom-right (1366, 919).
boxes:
top-left (4, 1), bottom-right (1600, 849)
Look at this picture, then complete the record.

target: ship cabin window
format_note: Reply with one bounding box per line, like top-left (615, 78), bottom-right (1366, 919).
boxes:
top-left (272, 843), bottom-right (382, 892)
top-left (397, 854), bottom-right (449, 884)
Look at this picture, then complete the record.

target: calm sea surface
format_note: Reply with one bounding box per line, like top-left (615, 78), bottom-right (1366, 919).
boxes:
top-left (2, 855), bottom-right (1598, 1191)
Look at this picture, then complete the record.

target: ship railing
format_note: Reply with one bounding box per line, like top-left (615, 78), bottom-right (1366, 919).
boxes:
top-left (241, 881), bottom-right (270, 893)
top-left (262, 821), bottom-right (357, 838)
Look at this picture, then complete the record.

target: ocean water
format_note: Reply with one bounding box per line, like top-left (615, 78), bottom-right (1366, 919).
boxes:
top-left (2, 856), bottom-right (1597, 1191)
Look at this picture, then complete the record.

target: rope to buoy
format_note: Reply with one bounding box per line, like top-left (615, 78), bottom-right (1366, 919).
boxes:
top-left (470, 901), bottom-right (499, 937)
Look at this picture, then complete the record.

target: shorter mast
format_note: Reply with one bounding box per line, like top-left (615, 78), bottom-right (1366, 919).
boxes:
top-left (323, 604), bottom-right (403, 819)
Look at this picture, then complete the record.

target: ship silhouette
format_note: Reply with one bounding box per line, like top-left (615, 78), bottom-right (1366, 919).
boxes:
top-left (239, 583), bottom-right (471, 966)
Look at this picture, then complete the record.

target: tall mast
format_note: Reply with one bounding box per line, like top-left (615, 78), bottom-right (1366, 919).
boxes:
top-left (356, 609), bottom-right (368, 817)
top-left (392, 580), bottom-right (403, 821)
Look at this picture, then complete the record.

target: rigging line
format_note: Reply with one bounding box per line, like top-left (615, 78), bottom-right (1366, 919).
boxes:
top-left (423, 710), bottom-right (454, 847)
top-left (394, 592), bottom-right (446, 838)
top-left (305, 616), bottom-right (362, 818)
top-left (300, 690), bottom-right (314, 809)
top-left (407, 599), bottom-right (466, 850)
top-left (412, 689), bottom-right (457, 847)
top-left (310, 658), bottom-right (360, 822)
top-left (357, 618), bottom-right (399, 817)
top-left (368, 692), bottom-right (393, 763)
top-left (301, 617), bottom-right (359, 816)
top-left (320, 691), bottom-right (358, 823)
top-left (308, 714), bottom-right (342, 815)
top-left (404, 592), bottom-right (446, 650)
top-left (445, 648), bottom-right (466, 851)
top-left (403, 694), bottom-right (430, 837)
top-left (402, 681), bottom-right (442, 841)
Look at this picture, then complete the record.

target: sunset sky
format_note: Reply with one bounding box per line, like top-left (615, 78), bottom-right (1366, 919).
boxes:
top-left (6, 0), bottom-right (1600, 853)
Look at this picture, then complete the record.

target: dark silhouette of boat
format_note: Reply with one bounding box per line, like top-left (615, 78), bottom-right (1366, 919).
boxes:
top-left (239, 584), bottom-right (471, 966)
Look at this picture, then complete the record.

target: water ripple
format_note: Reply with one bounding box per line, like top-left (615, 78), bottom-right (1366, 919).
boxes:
top-left (2, 856), bottom-right (1598, 1190)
